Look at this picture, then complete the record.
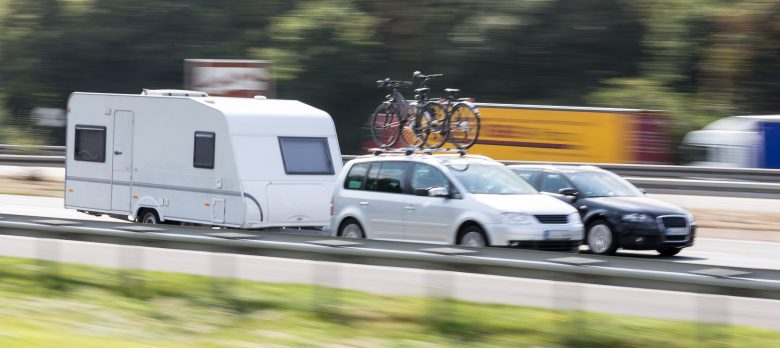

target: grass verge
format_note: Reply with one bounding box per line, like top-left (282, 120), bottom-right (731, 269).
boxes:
top-left (0, 256), bottom-right (778, 347)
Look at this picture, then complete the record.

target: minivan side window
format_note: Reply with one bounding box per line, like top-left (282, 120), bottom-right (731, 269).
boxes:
top-left (367, 162), bottom-right (408, 194)
top-left (365, 163), bottom-right (381, 191)
top-left (193, 131), bottom-right (216, 169)
top-left (344, 163), bottom-right (370, 189)
top-left (74, 125), bottom-right (107, 162)
top-left (410, 163), bottom-right (450, 192)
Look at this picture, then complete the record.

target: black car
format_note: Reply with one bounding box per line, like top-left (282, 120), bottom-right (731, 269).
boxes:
top-left (508, 165), bottom-right (695, 256)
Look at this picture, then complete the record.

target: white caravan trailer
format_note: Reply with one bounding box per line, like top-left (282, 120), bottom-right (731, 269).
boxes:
top-left (64, 90), bottom-right (342, 229)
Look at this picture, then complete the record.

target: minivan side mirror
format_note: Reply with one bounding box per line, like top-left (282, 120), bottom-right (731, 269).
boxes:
top-left (428, 187), bottom-right (451, 198)
top-left (639, 187), bottom-right (647, 194)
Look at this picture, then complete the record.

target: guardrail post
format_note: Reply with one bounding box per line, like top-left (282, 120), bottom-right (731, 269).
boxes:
top-left (307, 239), bottom-right (362, 321)
top-left (117, 244), bottom-right (147, 299)
top-left (35, 238), bottom-right (64, 291)
top-left (207, 232), bottom-right (257, 311)
top-left (114, 226), bottom-right (167, 299)
top-left (420, 247), bottom-right (477, 336)
top-left (210, 252), bottom-right (239, 310)
top-left (31, 219), bottom-right (82, 291)
top-left (548, 256), bottom-right (606, 346)
top-left (689, 268), bottom-right (750, 348)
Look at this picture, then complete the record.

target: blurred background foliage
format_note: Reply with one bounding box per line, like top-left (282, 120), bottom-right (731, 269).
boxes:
top-left (1, 0), bottom-right (780, 153)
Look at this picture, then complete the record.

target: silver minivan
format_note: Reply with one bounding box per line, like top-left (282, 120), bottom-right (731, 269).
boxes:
top-left (330, 154), bottom-right (584, 249)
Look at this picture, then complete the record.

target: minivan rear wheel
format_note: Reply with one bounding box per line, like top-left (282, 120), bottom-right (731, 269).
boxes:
top-left (459, 226), bottom-right (487, 247)
top-left (339, 219), bottom-right (365, 239)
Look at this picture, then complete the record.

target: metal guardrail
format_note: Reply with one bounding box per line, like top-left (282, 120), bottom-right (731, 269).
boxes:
top-left (1, 215), bottom-right (779, 301)
top-left (0, 144), bottom-right (65, 156)
top-left (3, 148), bottom-right (780, 197)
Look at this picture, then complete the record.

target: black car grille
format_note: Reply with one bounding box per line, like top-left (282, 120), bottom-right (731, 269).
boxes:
top-left (661, 216), bottom-right (687, 228)
top-left (535, 215), bottom-right (568, 224)
top-left (666, 235), bottom-right (687, 241)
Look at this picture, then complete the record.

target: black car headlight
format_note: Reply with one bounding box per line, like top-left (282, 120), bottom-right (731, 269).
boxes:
top-left (621, 213), bottom-right (654, 223)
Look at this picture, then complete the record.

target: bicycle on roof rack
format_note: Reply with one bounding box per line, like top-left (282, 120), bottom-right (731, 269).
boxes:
top-left (370, 71), bottom-right (444, 148)
top-left (369, 71), bottom-right (480, 150)
top-left (438, 88), bottom-right (481, 150)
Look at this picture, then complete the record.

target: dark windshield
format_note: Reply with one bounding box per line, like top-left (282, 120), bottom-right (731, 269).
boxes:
top-left (568, 171), bottom-right (642, 198)
top-left (447, 163), bottom-right (538, 194)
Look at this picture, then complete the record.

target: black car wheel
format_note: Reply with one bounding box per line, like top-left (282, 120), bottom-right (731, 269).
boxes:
top-left (587, 220), bottom-right (618, 255)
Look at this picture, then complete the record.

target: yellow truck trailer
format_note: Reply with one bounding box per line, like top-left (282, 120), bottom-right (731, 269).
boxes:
top-left (468, 103), bottom-right (672, 164)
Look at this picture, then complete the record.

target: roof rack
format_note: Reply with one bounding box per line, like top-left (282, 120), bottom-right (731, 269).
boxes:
top-left (368, 147), bottom-right (468, 157)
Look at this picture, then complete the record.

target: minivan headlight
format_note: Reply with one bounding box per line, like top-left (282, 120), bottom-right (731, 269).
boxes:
top-left (621, 213), bottom-right (653, 223)
top-left (568, 212), bottom-right (582, 224)
top-left (499, 212), bottom-right (533, 224)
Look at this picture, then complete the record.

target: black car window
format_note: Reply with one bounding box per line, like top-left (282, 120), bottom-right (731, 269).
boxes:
top-left (511, 169), bottom-right (541, 189)
top-left (568, 171), bottom-right (643, 197)
top-left (540, 172), bottom-right (570, 193)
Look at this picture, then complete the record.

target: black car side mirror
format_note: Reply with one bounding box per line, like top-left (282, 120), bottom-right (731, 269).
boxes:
top-left (558, 187), bottom-right (579, 197)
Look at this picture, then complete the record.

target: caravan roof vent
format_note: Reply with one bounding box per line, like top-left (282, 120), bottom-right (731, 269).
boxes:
top-left (141, 89), bottom-right (209, 97)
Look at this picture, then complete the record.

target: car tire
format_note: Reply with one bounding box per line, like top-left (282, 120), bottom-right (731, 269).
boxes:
top-left (138, 209), bottom-right (159, 224)
top-left (657, 247), bottom-right (682, 257)
top-left (339, 219), bottom-right (365, 239)
top-left (458, 226), bottom-right (488, 248)
top-left (586, 220), bottom-right (618, 255)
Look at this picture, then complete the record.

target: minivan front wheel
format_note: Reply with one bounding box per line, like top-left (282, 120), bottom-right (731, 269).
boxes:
top-left (339, 219), bottom-right (365, 239)
top-left (459, 226), bottom-right (487, 247)
top-left (587, 221), bottom-right (618, 255)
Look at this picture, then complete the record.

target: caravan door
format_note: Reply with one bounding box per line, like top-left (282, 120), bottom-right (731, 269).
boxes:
top-left (111, 110), bottom-right (134, 212)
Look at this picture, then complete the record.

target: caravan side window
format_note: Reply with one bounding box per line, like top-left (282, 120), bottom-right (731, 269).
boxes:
top-left (74, 125), bottom-right (106, 162)
top-left (278, 137), bottom-right (335, 175)
top-left (193, 131), bottom-right (215, 169)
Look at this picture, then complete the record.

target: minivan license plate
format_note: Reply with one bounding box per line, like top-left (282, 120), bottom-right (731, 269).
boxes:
top-left (545, 230), bottom-right (570, 240)
top-left (665, 227), bottom-right (688, 236)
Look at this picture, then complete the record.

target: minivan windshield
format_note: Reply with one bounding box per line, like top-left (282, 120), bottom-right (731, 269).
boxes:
top-left (447, 163), bottom-right (538, 194)
top-left (567, 171), bottom-right (643, 198)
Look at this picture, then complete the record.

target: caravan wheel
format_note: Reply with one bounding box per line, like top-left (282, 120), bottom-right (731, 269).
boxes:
top-left (139, 210), bottom-right (160, 224)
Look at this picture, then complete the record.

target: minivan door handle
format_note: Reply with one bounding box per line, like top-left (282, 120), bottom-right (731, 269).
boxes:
top-left (359, 201), bottom-right (370, 207)
top-left (404, 206), bottom-right (415, 211)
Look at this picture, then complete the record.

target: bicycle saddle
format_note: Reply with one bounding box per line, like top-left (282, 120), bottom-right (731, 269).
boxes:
top-left (444, 88), bottom-right (460, 96)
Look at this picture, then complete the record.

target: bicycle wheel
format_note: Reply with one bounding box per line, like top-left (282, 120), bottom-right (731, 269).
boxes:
top-left (420, 101), bottom-right (448, 149)
top-left (398, 106), bottom-right (423, 147)
top-left (370, 102), bottom-right (403, 148)
top-left (447, 103), bottom-right (480, 149)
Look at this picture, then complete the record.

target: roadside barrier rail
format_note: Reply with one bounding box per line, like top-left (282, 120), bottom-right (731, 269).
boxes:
top-left (1, 216), bottom-right (779, 301)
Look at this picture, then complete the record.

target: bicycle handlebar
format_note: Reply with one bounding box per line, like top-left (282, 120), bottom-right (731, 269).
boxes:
top-left (412, 71), bottom-right (443, 80)
top-left (376, 78), bottom-right (413, 89)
